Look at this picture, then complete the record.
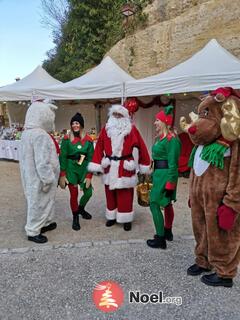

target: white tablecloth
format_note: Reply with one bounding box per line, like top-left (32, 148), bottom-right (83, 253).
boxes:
top-left (0, 140), bottom-right (20, 161)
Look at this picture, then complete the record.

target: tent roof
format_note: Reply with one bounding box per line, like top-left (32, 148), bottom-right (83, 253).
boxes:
top-left (36, 56), bottom-right (135, 100)
top-left (0, 66), bottom-right (62, 101)
top-left (126, 39), bottom-right (240, 97)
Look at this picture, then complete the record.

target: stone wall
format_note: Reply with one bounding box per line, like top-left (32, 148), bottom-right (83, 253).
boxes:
top-left (107, 0), bottom-right (240, 78)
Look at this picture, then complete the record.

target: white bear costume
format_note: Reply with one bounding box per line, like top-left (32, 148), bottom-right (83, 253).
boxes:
top-left (19, 101), bottom-right (60, 237)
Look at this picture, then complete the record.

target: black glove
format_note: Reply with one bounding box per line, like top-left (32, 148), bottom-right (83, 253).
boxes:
top-left (165, 189), bottom-right (174, 197)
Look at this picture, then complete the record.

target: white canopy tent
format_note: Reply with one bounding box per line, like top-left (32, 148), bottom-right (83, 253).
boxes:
top-left (36, 56), bottom-right (135, 100)
top-left (0, 65), bottom-right (62, 101)
top-left (34, 56), bottom-right (135, 133)
top-left (0, 66), bottom-right (62, 127)
top-left (125, 39), bottom-right (240, 97)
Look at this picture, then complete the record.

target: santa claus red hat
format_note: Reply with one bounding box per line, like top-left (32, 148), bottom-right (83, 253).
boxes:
top-left (155, 105), bottom-right (174, 126)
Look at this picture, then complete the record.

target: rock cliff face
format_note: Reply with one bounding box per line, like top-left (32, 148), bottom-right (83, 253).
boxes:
top-left (107, 0), bottom-right (240, 78)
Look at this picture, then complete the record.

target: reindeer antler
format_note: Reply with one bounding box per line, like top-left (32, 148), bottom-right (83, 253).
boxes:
top-left (221, 97), bottom-right (240, 141)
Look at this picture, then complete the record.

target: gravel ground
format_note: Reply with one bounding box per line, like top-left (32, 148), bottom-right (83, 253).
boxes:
top-left (0, 161), bottom-right (192, 249)
top-left (0, 161), bottom-right (239, 320)
top-left (0, 240), bottom-right (239, 320)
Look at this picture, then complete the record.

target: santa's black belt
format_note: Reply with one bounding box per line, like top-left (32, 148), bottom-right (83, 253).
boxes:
top-left (106, 154), bottom-right (132, 161)
top-left (154, 160), bottom-right (168, 169)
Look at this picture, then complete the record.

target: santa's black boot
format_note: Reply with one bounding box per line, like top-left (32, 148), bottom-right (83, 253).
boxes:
top-left (123, 222), bottom-right (132, 231)
top-left (147, 235), bottom-right (167, 249)
top-left (164, 228), bottom-right (173, 241)
top-left (72, 213), bottom-right (81, 231)
top-left (78, 205), bottom-right (92, 220)
top-left (106, 219), bottom-right (116, 227)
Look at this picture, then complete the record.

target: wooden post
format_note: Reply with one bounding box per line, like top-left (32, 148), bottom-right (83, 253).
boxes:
top-left (0, 103), bottom-right (5, 126)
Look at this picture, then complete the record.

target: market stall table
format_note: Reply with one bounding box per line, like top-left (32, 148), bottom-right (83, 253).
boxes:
top-left (0, 140), bottom-right (20, 161)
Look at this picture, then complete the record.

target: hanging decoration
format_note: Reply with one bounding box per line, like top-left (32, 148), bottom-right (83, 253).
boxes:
top-left (124, 95), bottom-right (176, 110)
top-left (123, 97), bottom-right (139, 116)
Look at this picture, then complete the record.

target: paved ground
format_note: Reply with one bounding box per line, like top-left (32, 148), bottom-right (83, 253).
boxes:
top-left (0, 161), bottom-right (239, 320)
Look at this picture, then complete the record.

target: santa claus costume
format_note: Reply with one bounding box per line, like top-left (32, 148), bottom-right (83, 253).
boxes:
top-left (88, 104), bottom-right (151, 231)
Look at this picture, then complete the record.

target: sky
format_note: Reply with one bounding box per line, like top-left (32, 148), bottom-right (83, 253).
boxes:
top-left (0, 0), bottom-right (55, 86)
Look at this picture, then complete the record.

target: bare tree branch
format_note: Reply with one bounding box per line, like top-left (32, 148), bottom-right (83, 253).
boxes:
top-left (40, 0), bottom-right (69, 38)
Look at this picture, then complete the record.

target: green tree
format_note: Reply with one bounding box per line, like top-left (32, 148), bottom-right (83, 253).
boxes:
top-left (42, 0), bottom-right (151, 81)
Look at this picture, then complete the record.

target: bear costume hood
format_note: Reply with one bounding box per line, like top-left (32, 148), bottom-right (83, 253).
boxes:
top-left (24, 101), bottom-right (57, 132)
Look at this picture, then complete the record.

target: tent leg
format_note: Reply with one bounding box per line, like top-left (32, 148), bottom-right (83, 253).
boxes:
top-left (95, 103), bottom-right (102, 134)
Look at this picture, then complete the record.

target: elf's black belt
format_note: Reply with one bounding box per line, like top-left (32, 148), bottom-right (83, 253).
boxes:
top-left (67, 154), bottom-right (83, 160)
top-left (106, 154), bottom-right (133, 161)
top-left (154, 160), bottom-right (168, 169)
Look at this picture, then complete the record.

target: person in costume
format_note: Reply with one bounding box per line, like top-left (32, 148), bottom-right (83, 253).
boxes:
top-left (19, 101), bottom-right (60, 244)
top-left (147, 106), bottom-right (181, 249)
top-left (59, 113), bottom-right (94, 231)
top-left (180, 87), bottom-right (240, 287)
top-left (88, 104), bottom-right (151, 231)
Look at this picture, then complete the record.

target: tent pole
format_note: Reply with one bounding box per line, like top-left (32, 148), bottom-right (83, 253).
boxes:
top-left (95, 103), bottom-right (102, 134)
top-left (121, 82), bottom-right (126, 105)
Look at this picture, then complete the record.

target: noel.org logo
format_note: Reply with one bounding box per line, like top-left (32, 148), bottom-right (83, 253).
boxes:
top-left (92, 281), bottom-right (124, 313)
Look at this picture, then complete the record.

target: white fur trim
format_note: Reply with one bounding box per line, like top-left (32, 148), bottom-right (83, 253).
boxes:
top-left (102, 173), bottom-right (137, 190)
top-left (139, 164), bottom-right (151, 174)
top-left (116, 211), bottom-right (134, 223)
top-left (106, 208), bottom-right (117, 220)
top-left (101, 157), bottom-right (111, 169)
top-left (109, 104), bottom-right (129, 118)
top-left (88, 162), bottom-right (103, 173)
top-left (123, 160), bottom-right (136, 171)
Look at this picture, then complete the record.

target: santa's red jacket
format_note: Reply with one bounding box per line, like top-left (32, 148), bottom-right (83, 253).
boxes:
top-left (88, 125), bottom-right (151, 190)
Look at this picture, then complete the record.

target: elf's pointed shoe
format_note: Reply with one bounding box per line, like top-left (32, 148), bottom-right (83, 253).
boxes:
top-left (147, 235), bottom-right (167, 249)
top-left (72, 213), bottom-right (81, 231)
top-left (78, 205), bottom-right (92, 220)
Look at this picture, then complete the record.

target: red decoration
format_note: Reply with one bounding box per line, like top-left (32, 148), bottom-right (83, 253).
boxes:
top-left (125, 96), bottom-right (176, 109)
top-left (124, 97), bottom-right (139, 114)
top-left (124, 96), bottom-right (177, 125)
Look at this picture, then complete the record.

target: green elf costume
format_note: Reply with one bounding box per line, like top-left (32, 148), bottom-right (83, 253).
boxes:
top-left (147, 106), bottom-right (181, 249)
top-left (59, 113), bottom-right (94, 231)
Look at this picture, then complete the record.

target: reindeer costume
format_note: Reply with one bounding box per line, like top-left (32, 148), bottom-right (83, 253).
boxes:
top-left (180, 87), bottom-right (240, 287)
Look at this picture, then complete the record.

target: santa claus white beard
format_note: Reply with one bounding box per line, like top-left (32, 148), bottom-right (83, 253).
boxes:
top-left (106, 116), bottom-right (132, 156)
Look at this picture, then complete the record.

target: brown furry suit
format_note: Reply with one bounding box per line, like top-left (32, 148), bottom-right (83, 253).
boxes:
top-left (188, 94), bottom-right (240, 278)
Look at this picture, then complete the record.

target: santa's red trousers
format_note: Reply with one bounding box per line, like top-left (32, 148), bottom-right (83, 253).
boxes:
top-left (105, 186), bottom-right (134, 222)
